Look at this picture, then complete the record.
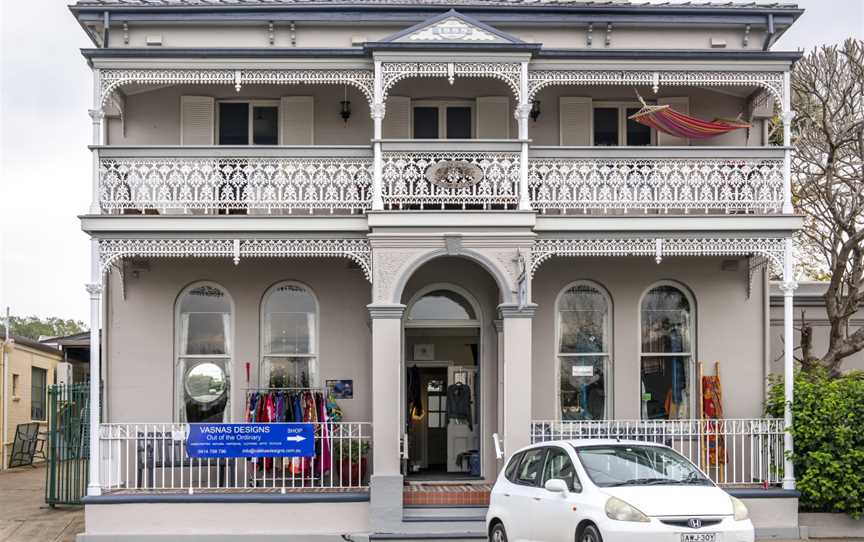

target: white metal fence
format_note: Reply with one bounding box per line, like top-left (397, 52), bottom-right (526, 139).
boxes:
top-left (530, 418), bottom-right (784, 487)
top-left (97, 422), bottom-right (371, 493)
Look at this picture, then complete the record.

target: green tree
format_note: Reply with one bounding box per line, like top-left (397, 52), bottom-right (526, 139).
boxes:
top-left (4, 316), bottom-right (88, 341)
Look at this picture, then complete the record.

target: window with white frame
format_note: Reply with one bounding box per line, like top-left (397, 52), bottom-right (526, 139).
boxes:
top-left (412, 100), bottom-right (474, 139)
top-left (175, 283), bottom-right (232, 423)
top-left (218, 100), bottom-right (279, 145)
top-left (593, 101), bottom-right (653, 146)
top-left (640, 283), bottom-right (694, 420)
top-left (557, 282), bottom-right (611, 421)
top-left (260, 282), bottom-right (318, 389)
top-left (31, 367), bottom-right (47, 421)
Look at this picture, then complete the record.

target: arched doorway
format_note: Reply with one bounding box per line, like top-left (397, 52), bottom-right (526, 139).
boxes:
top-left (404, 284), bottom-right (483, 480)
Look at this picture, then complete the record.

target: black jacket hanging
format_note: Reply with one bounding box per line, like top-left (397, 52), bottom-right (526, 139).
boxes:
top-left (446, 382), bottom-right (472, 431)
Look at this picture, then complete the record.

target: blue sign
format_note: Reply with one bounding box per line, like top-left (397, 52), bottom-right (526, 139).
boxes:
top-left (186, 423), bottom-right (315, 459)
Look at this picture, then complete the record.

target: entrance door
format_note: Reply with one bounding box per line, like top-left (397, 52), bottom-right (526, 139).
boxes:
top-left (446, 365), bottom-right (479, 474)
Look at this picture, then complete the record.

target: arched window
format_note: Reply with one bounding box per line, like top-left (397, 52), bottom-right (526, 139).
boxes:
top-left (175, 283), bottom-right (232, 423)
top-left (640, 283), bottom-right (694, 420)
top-left (261, 282), bottom-right (318, 388)
top-left (556, 282), bottom-right (611, 420)
top-left (407, 289), bottom-right (477, 323)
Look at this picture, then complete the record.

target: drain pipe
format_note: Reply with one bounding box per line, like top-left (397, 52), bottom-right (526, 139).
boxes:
top-left (2, 307), bottom-right (10, 471)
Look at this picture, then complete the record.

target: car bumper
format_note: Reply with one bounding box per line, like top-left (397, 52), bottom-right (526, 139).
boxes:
top-left (596, 516), bottom-right (755, 542)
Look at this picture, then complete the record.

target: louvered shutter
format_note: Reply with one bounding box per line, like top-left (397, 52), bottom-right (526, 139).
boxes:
top-left (280, 96), bottom-right (315, 145)
top-left (476, 96), bottom-right (510, 139)
top-left (657, 97), bottom-right (690, 146)
top-left (383, 96), bottom-right (411, 139)
top-left (559, 97), bottom-right (592, 146)
top-left (180, 96), bottom-right (214, 145)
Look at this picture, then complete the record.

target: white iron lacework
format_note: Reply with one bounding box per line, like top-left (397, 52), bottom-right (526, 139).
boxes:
top-left (530, 237), bottom-right (785, 277)
top-left (97, 238), bottom-right (373, 281)
top-left (98, 68), bottom-right (375, 107)
top-left (526, 70), bottom-right (785, 108)
top-left (99, 156), bottom-right (373, 214)
top-left (528, 157), bottom-right (784, 214)
top-left (380, 62), bottom-right (522, 101)
top-left (381, 151), bottom-right (520, 209)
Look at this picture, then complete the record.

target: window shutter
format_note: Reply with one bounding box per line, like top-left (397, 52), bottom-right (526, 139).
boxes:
top-left (180, 96), bottom-right (214, 145)
top-left (559, 97), bottom-right (592, 146)
top-left (657, 97), bottom-right (690, 146)
top-left (383, 96), bottom-right (411, 139)
top-left (476, 96), bottom-right (510, 139)
top-left (280, 96), bottom-right (315, 145)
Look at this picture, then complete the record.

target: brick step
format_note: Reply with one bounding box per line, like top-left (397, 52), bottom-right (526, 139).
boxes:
top-left (403, 484), bottom-right (492, 506)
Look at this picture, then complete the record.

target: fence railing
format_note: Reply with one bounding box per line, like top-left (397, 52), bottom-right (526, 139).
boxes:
top-left (530, 418), bottom-right (784, 487)
top-left (528, 147), bottom-right (785, 214)
top-left (97, 422), bottom-right (371, 493)
top-left (46, 383), bottom-right (91, 506)
top-left (97, 146), bottom-right (373, 215)
top-left (380, 141), bottom-right (521, 210)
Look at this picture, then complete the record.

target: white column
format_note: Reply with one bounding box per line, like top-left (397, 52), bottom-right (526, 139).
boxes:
top-left (781, 237), bottom-right (797, 490)
top-left (781, 70), bottom-right (795, 214)
top-left (499, 303), bottom-right (535, 456)
top-left (371, 60), bottom-right (385, 211)
top-left (368, 304), bottom-right (404, 475)
top-left (86, 239), bottom-right (103, 496)
top-left (517, 61), bottom-right (531, 211)
top-left (89, 68), bottom-right (104, 215)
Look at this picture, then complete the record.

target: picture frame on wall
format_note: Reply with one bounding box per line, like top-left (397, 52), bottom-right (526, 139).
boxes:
top-left (413, 344), bottom-right (435, 361)
top-left (326, 379), bottom-right (354, 399)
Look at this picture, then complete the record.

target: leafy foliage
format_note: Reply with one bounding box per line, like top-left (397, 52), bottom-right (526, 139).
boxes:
top-left (5, 316), bottom-right (87, 341)
top-left (767, 370), bottom-right (864, 517)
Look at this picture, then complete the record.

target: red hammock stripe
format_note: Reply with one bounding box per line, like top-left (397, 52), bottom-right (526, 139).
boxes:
top-left (629, 105), bottom-right (751, 140)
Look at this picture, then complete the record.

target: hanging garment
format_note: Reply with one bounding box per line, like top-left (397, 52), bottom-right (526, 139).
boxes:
top-left (407, 365), bottom-right (423, 419)
top-left (445, 382), bottom-right (473, 431)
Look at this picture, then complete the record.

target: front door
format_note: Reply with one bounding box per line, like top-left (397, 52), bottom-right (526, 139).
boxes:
top-left (446, 365), bottom-right (480, 473)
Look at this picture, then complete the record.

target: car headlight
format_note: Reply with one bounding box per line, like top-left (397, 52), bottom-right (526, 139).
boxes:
top-left (605, 496), bottom-right (650, 522)
top-left (730, 496), bottom-right (749, 521)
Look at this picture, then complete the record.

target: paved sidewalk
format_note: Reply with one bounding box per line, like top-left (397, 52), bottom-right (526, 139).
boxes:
top-left (0, 465), bottom-right (83, 542)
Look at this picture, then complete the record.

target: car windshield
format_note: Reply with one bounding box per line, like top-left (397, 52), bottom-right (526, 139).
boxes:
top-left (575, 444), bottom-right (712, 487)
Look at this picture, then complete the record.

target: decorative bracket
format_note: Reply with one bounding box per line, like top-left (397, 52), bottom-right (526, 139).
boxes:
top-left (380, 61), bottom-right (523, 102)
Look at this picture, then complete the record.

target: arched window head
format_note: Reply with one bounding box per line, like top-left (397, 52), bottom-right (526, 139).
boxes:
top-left (639, 283), bottom-right (694, 420)
top-left (408, 290), bottom-right (476, 321)
top-left (176, 283), bottom-right (232, 423)
top-left (261, 282), bottom-right (319, 388)
top-left (556, 282), bottom-right (612, 421)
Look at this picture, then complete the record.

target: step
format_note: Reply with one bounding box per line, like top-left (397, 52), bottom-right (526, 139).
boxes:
top-left (403, 505), bottom-right (489, 519)
top-left (370, 534), bottom-right (486, 541)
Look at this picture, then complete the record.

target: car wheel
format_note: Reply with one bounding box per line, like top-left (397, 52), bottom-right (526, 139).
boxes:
top-left (579, 524), bottom-right (602, 542)
top-left (490, 523), bottom-right (508, 542)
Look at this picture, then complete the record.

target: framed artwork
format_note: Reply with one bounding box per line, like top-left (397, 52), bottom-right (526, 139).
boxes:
top-left (413, 344), bottom-right (435, 361)
top-left (326, 379), bottom-right (353, 399)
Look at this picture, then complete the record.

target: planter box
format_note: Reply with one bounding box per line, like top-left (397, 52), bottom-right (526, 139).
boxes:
top-left (339, 458), bottom-right (368, 487)
top-left (799, 512), bottom-right (864, 539)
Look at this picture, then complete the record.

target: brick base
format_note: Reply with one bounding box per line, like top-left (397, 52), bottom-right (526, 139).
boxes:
top-left (403, 484), bottom-right (492, 506)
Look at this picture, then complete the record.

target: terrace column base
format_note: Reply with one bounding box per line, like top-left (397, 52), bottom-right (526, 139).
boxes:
top-left (369, 474), bottom-right (404, 532)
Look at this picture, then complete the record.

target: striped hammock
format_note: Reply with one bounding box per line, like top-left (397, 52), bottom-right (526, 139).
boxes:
top-left (628, 104), bottom-right (751, 140)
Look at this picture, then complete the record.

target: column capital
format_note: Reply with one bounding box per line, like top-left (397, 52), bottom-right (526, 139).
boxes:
top-left (498, 303), bottom-right (537, 319)
top-left (88, 108), bottom-right (105, 121)
top-left (514, 103), bottom-right (532, 121)
top-left (85, 283), bottom-right (103, 296)
top-left (781, 110), bottom-right (796, 125)
top-left (370, 103), bottom-right (386, 120)
top-left (779, 280), bottom-right (798, 294)
top-left (492, 319), bottom-right (504, 333)
top-left (367, 303), bottom-right (405, 319)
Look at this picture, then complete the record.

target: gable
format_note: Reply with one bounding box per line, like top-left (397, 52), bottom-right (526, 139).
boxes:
top-left (384, 10), bottom-right (524, 45)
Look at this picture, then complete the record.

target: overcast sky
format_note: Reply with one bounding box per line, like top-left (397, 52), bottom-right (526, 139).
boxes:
top-left (0, 0), bottom-right (862, 323)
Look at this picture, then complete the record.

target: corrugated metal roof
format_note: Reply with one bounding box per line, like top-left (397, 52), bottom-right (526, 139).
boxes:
top-left (70, 0), bottom-right (800, 10)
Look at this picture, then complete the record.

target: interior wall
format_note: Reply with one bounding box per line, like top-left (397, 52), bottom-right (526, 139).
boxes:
top-left (105, 258), bottom-right (371, 424)
top-left (531, 256), bottom-right (766, 421)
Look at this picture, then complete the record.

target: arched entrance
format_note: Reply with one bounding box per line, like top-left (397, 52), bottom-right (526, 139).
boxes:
top-left (399, 257), bottom-right (501, 481)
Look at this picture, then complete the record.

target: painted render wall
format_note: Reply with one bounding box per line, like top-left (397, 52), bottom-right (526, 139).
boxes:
top-left (531, 256), bottom-right (768, 421)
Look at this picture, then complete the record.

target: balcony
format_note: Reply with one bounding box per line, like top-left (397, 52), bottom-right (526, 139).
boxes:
top-left (95, 145), bottom-right (786, 217)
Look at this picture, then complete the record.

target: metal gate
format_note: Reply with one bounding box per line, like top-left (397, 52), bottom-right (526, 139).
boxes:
top-left (45, 383), bottom-right (90, 506)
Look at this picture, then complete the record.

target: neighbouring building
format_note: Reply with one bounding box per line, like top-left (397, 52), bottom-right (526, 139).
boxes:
top-left (1, 329), bottom-right (61, 470)
top-left (40, 331), bottom-right (93, 384)
top-left (69, 0), bottom-right (806, 539)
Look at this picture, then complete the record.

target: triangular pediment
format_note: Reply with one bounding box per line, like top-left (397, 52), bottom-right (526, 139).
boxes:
top-left (383, 10), bottom-right (524, 45)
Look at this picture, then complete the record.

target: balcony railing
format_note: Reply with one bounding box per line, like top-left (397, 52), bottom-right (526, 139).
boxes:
top-left (97, 422), bottom-right (371, 493)
top-left (529, 147), bottom-right (785, 214)
top-left (380, 140), bottom-right (521, 210)
top-left (97, 146), bottom-right (373, 215)
top-left (531, 418), bottom-right (784, 488)
top-left (95, 145), bottom-right (786, 216)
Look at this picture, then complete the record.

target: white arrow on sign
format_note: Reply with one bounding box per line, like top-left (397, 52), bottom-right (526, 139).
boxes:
top-left (286, 435), bottom-right (307, 442)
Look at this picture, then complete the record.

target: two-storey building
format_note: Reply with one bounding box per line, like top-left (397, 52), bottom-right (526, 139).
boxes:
top-left (70, 1), bottom-right (804, 539)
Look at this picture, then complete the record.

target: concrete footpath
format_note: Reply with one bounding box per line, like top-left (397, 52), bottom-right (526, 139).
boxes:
top-left (0, 465), bottom-right (83, 542)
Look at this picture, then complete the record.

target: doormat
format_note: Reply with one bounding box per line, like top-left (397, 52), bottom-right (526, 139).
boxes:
top-left (403, 483), bottom-right (492, 506)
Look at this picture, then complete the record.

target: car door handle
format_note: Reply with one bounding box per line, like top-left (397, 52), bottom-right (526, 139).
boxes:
top-left (503, 493), bottom-right (510, 497)
top-left (533, 497), bottom-right (542, 501)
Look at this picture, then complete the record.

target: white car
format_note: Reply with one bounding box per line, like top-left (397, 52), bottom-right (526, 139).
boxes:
top-left (486, 439), bottom-right (754, 542)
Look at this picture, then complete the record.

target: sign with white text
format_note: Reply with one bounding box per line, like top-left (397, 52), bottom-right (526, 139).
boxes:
top-left (185, 423), bottom-right (315, 459)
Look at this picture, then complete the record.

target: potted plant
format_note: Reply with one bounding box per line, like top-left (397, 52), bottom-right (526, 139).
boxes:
top-left (333, 439), bottom-right (369, 487)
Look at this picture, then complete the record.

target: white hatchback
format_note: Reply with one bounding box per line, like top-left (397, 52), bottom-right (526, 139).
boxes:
top-left (486, 440), bottom-right (755, 542)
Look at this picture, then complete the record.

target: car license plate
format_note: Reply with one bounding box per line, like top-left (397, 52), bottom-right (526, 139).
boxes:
top-left (681, 534), bottom-right (716, 542)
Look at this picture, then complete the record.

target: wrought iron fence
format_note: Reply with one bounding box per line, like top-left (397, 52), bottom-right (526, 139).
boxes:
top-left (97, 422), bottom-right (371, 493)
top-left (530, 418), bottom-right (784, 487)
top-left (45, 383), bottom-right (91, 506)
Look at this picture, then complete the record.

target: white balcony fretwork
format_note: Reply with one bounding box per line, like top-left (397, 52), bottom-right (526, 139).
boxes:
top-left (97, 146), bottom-right (373, 215)
top-left (380, 141), bottom-right (521, 210)
top-left (528, 147), bottom-right (785, 215)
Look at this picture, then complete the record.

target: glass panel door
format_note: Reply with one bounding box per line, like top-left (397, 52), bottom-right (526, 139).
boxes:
top-left (252, 106), bottom-right (278, 145)
top-left (593, 107), bottom-right (619, 146)
top-left (219, 102), bottom-right (249, 145)
top-left (413, 107), bottom-right (439, 139)
top-left (446, 107), bottom-right (472, 138)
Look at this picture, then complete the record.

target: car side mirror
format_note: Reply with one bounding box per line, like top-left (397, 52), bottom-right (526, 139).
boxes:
top-left (544, 479), bottom-right (569, 495)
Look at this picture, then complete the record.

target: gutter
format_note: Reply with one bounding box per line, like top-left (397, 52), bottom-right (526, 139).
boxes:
top-left (763, 13), bottom-right (776, 51)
